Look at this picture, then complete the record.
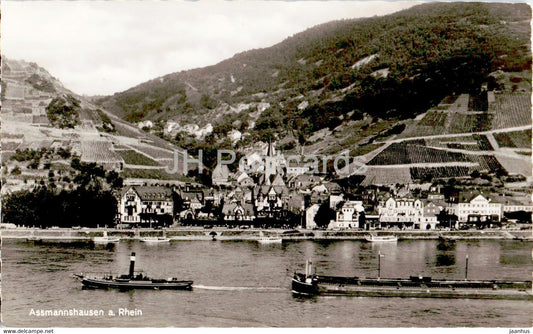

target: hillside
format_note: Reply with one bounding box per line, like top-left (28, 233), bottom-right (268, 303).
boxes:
top-left (1, 58), bottom-right (192, 194)
top-left (96, 1), bottom-right (531, 160)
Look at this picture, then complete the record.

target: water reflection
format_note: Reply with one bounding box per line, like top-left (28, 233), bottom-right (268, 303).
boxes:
top-left (2, 239), bottom-right (532, 327)
top-left (436, 240), bottom-right (456, 251)
top-left (436, 254), bottom-right (456, 266)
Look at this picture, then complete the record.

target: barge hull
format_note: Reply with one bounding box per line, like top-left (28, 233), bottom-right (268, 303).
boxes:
top-left (291, 275), bottom-right (533, 300)
top-left (317, 285), bottom-right (533, 300)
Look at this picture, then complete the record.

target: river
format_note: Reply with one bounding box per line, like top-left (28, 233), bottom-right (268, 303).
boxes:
top-left (1, 238), bottom-right (531, 327)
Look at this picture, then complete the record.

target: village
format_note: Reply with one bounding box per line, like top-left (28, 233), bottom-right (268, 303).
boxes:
top-left (115, 142), bottom-right (533, 231)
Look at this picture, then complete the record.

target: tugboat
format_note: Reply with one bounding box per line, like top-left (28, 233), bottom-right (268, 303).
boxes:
top-left (291, 260), bottom-right (318, 295)
top-left (291, 258), bottom-right (532, 300)
top-left (74, 252), bottom-right (193, 290)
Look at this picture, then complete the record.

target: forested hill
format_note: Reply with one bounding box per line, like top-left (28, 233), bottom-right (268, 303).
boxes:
top-left (96, 2), bottom-right (531, 147)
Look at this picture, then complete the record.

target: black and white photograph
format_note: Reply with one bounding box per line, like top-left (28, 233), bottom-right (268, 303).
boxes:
top-left (0, 0), bottom-right (531, 331)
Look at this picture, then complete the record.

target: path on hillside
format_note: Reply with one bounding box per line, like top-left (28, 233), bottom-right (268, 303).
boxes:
top-left (381, 124), bottom-right (531, 144)
top-left (356, 124), bottom-right (532, 180)
top-left (367, 162), bottom-right (478, 169)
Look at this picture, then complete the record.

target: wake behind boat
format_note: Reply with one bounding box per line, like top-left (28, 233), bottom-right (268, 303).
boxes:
top-left (74, 252), bottom-right (193, 290)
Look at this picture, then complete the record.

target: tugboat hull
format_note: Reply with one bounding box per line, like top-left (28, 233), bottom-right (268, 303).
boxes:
top-left (74, 252), bottom-right (193, 291)
top-left (81, 277), bottom-right (193, 290)
top-left (291, 278), bottom-right (318, 295)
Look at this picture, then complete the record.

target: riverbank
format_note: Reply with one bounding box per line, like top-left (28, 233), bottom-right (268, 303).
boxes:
top-left (1, 227), bottom-right (531, 241)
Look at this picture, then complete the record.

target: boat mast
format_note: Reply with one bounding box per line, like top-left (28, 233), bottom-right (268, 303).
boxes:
top-left (378, 251), bottom-right (381, 279)
top-left (378, 251), bottom-right (385, 280)
top-left (129, 252), bottom-right (136, 278)
top-left (465, 254), bottom-right (469, 280)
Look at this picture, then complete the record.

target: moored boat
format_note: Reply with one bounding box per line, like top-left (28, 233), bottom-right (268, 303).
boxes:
top-left (291, 259), bottom-right (532, 300)
top-left (257, 231), bottom-right (282, 244)
top-left (92, 231), bottom-right (120, 244)
top-left (140, 236), bottom-right (170, 243)
top-left (365, 234), bottom-right (397, 242)
top-left (74, 252), bottom-right (193, 290)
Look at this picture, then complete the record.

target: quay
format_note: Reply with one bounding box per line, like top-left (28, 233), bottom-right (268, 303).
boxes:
top-left (1, 227), bottom-right (531, 242)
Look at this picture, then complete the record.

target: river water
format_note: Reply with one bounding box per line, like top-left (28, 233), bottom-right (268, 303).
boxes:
top-left (1, 238), bottom-right (531, 327)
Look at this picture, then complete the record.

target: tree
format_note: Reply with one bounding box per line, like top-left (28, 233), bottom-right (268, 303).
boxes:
top-left (106, 170), bottom-right (123, 189)
top-left (314, 201), bottom-right (336, 228)
top-left (11, 166), bottom-right (21, 175)
top-left (470, 170), bottom-right (480, 178)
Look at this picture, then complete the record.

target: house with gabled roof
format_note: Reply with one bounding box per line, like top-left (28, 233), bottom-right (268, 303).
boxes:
top-left (377, 195), bottom-right (441, 229)
top-left (286, 159), bottom-right (311, 177)
top-left (331, 200), bottom-right (365, 229)
top-left (221, 199), bottom-right (255, 222)
top-left (119, 186), bottom-right (174, 226)
top-left (212, 163), bottom-right (231, 186)
top-left (236, 171), bottom-right (255, 187)
top-left (289, 174), bottom-right (322, 189)
top-left (449, 193), bottom-right (502, 224)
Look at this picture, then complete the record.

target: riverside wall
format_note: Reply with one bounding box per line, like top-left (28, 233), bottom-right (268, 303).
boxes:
top-left (1, 228), bottom-right (531, 241)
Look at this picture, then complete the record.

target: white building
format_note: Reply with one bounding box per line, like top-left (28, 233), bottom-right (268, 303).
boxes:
top-left (212, 163), bottom-right (231, 186)
top-left (419, 202), bottom-right (440, 230)
top-left (329, 194), bottom-right (345, 209)
top-left (305, 204), bottom-right (320, 229)
top-left (119, 186), bottom-right (174, 225)
top-left (377, 196), bottom-right (442, 229)
top-left (286, 160), bottom-right (311, 177)
top-left (331, 200), bottom-right (364, 229)
top-left (450, 194), bottom-right (502, 223)
top-left (379, 197), bottom-right (423, 224)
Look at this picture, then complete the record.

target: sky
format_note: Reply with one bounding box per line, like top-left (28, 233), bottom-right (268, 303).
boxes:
top-left (2, 0), bottom-right (423, 96)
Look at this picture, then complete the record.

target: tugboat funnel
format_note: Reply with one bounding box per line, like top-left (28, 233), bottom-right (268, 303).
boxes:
top-left (129, 252), bottom-right (136, 278)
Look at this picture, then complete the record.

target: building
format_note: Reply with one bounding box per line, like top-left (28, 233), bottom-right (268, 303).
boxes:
top-left (221, 200), bottom-right (255, 222)
top-left (378, 196), bottom-right (423, 228)
top-left (212, 163), bottom-right (231, 186)
top-left (419, 201), bottom-right (440, 230)
top-left (492, 195), bottom-right (533, 213)
top-left (254, 186), bottom-right (285, 218)
top-left (288, 174), bottom-right (322, 190)
top-left (332, 200), bottom-right (364, 229)
top-left (119, 186), bottom-right (174, 226)
top-left (286, 191), bottom-right (305, 214)
top-left (329, 194), bottom-right (345, 209)
top-left (305, 204), bottom-right (321, 229)
top-left (377, 196), bottom-right (442, 229)
top-left (286, 160), bottom-right (311, 177)
top-left (236, 172), bottom-right (255, 187)
top-left (177, 186), bottom-right (205, 220)
top-left (450, 194), bottom-right (502, 224)
top-left (263, 141), bottom-right (285, 181)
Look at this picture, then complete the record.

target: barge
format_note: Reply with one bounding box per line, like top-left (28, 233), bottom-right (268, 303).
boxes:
top-left (292, 260), bottom-right (532, 300)
top-left (74, 252), bottom-right (193, 290)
